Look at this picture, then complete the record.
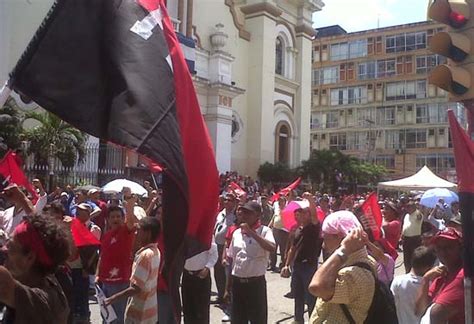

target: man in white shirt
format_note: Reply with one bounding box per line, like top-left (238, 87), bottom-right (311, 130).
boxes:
top-left (227, 201), bottom-right (275, 324)
top-left (213, 193), bottom-right (237, 304)
top-left (0, 184), bottom-right (47, 238)
top-left (402, 201), bottom-right (423, 273)
top-left (181, 239), bottom-right (218, 323)
top-left (390, 246), bottom-right (436, 324)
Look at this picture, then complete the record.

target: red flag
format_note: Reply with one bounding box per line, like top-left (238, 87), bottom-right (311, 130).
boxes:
top-left (0, 151), bottom-right (38, 199)
top-left (358, 193), bottom-right (383, 240)
top-left (228, 182), bottom-right (246, 198)
top-left (271, 177), bottom-right (302, 203)
top-left (448, 110), bottom-right (474, 193)
top-left (70, 218), bottom-right (101, 248)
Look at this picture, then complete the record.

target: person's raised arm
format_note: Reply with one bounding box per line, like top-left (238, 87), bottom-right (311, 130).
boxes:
top-left (309, 228), bottom-right (366, 301)
top-left (415, 266), bottom-right (446, 317)
top-left (4, 185), bottom-right (34, 215)
top-left (124, 195), bottom-right (139, 230)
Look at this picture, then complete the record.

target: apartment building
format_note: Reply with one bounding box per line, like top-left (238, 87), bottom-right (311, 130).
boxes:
top-left (311, 21), bottom-right (465, 181)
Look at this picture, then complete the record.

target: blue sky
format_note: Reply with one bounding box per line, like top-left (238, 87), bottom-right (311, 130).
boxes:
top-left (313, 0), bottom-right (430, 32)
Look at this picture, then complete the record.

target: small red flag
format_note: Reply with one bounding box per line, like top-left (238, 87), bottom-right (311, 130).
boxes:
top-left (359, 193), bottom-right (383, 240)
top-left (228, 182), bottom-right (246, 198)
top-left (0, 151), bottom-right (38, 199)
top-left (70, 218), bottom-right (101, 248)
top-left (271, 177), bottom-right (302, 203)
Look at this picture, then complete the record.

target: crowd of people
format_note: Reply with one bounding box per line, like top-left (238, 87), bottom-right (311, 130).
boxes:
top-left (0, 172), bottom-right (471, 324)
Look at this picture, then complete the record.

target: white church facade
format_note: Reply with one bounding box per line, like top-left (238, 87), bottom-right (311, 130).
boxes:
top-left (0, 0), bottom-right (323, 177)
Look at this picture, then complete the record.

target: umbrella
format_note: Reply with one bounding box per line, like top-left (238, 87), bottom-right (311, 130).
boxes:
top-left (102, 179), bottom-right (148, 197)
top-left (420, 188), bottom-right (459, 208)
top-left (280, 200), bottom-right (310, 231)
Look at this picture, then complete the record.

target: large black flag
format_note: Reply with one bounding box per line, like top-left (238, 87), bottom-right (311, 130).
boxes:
top-left (8, 0), bottom-right (219, 320)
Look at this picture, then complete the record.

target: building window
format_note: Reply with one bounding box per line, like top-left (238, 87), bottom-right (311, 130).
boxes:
top-left (326, 111), bottom-right (339, 128)
top-left (357, 107), bottom-right (376, 126)
top-left (329, 133), bottom-right (347, 150)
top-left (330, 86), bottom-right (368, 106)
top-left (385, 80), bottom-right (426, 101)
top-left (416, 54), bottom-right (447, 74)
top-left (275, 123), bottom-right (291, 164)
top-left (416, 154), bottom-right (455, 173)
top-left (347, 132), bottom-right (368, 150)
top-left (358, 61), bottom-right (377, 80)
top-left (406, 129), bottom-right (427, 148)
top-left (385, 130), bottom-right (402, 149)
top-left (416, 103), bottom-right (450, 124)
top-left (377, 59), bottom-right (396, 78)
top-left (386, 31), bottom-right (427, 53)
top-left (313, 66), bottom-right (339, 85)
top-left (275, 37), bottom-right (284, 75)
top-left (330, 42), bottom-right (349, 61)
top-left (376, 106), bottom-right (396, 125)
top-left (376, 155), bottom-right (395, 169)
top-left (349, 39), bottom-right (368, 58)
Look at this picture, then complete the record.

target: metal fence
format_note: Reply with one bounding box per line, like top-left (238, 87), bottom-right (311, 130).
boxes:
top-left (23, 142), bottom-right (152, 189)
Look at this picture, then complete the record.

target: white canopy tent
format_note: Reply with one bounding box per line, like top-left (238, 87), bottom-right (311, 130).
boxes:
top-left (378, 166), bottom-right (457, 191)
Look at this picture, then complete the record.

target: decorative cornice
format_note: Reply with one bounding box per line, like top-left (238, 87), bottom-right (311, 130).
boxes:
top-left (240, 2), bottom-right (283, 18)
top-left (295, 23), bottom-right (317, 38)
top-left (224, 0), bottom-right (251, 41)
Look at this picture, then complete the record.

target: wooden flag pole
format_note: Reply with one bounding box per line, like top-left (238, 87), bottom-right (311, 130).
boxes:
top-left (465, 277), bottom-right (472, 324)
top-left (0, 80), bottom-right (12, 109)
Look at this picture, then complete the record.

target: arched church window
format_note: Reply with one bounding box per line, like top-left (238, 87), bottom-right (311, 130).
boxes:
top-left (275, 37), bottom-right (284, 75)
top-left (276, 123), bottom-right (290, 164)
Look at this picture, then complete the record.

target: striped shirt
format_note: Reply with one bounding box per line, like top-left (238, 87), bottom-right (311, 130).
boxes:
top-left (125, 243), bottom-right (160, 324)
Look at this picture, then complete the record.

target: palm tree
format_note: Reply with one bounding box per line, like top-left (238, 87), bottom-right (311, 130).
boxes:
top-left (23, 111), bottom-right (87, 168)
top-left (0, 97), bottom-right (24, 158)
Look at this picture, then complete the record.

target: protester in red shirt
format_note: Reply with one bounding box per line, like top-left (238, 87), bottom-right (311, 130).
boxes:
top-left (382, 201), bottom-right (402, 249)
top-left (96, 197), bottom-right (138, 323)
top-left (415, 227), bottom-right (472, 323)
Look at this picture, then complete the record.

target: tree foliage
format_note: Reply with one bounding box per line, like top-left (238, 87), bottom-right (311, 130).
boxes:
top-left (0, 98), bottom-right (24, 158)
top-left (257, 162), bottom-right (296, 184)
top-left (300, 149), bottom-right (387, 193)
top-left (22, 111), bottom-right (87, 168)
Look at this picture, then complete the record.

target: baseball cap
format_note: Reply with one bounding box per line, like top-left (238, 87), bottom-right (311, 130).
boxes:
top-left (432, 227), bottom-right (462, 244)
top-left (239, 201), bottom-right (262, 214)
top-left (76, 203), bottom-right (92, 213)
top-left (88, 188), bottom-right (100, 195)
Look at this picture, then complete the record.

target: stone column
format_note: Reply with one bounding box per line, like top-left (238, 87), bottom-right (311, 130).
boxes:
top-left (294, 22), bottom-right (317, 162)
top-left (241, 3), bottom-right (282, 172)
top-left (186, 0), bottom-right (193, 37)
top-left (177, 0), bottom-right (184, 33)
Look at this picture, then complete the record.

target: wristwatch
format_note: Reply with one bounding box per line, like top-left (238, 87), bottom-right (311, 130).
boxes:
top-left (335, 247), bottom-right (348, 263)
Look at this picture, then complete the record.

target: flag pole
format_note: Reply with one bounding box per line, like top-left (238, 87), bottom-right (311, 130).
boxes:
top-left (0, 80), bottom-right (12, 109)
top-left (465, 277), bottom-right (472, 324)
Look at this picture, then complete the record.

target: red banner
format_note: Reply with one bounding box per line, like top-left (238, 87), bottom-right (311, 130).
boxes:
top-left (271, 177), bottom-right (302, 203)
top-left (0, 151), bottom-right (38, 200)
top-left (359, 192), bottom-right (382, 240)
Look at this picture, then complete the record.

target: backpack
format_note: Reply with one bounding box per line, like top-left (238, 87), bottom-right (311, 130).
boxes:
top-left (339, 262), bottom-right (398, 324)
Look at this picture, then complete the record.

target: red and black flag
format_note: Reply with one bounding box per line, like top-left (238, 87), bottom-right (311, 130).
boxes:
top-left (448, 110), bottom-right (474, 279)
top-left (7, 0), bottom-right (219, 317)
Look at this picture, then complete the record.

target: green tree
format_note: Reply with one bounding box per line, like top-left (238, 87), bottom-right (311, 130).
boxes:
top-left (23, 111), bottom-right (87, 168)
top-left (300, 149), bottom-right (386, 193)
top-left (257, 162), bottom-right (295, 184)
top-left (0, 97), bottom-right (24, 158)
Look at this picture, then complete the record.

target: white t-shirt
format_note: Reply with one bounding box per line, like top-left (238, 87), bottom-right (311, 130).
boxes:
top-left (0, 193), bottom-right (48, 238)
top-left (390, 272), bottom-right (423, 324)
top-left (402, 210), bottom-right (423, 237)
top-left (228, 225), bottom-right (275, 278)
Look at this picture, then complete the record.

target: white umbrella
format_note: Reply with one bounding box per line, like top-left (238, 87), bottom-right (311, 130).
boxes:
top-left (420, 188), bottom-right (459, 208)
top-left (102, 179), bottom-right (148, 197)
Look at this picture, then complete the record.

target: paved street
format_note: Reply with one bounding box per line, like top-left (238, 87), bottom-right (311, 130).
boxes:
top-left (90, 255), bottom-right (405, 323)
